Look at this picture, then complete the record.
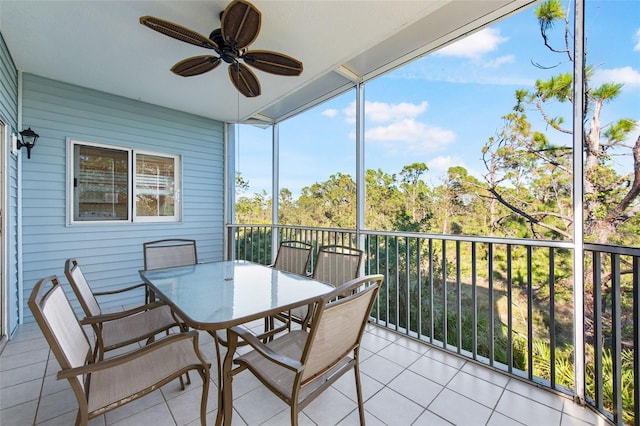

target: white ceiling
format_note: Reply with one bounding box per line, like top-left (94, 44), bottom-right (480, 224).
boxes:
top-left (0, 0), bottom-right (537, 124)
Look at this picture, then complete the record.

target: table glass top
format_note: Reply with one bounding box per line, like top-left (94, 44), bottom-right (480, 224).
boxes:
top-left (140, 260), bottom-right (333, 329)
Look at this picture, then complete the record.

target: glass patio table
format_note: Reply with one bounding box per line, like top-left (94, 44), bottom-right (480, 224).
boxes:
top-left (139, 260), bottom-right (334, 425)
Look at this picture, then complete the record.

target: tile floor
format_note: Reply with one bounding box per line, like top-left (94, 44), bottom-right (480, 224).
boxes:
top-left (0, 321), bottom-right (610, 426)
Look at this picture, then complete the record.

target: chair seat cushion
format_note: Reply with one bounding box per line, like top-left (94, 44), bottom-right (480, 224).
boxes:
top-left (101, 305), bottom-right (178, 350)
top-left (87, 337), bottom-right (202, 414)
top-left (235, 330), bottom-right (353, 402)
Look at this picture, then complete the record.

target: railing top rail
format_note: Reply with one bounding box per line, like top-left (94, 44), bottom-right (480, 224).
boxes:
top-left (584, 242), bottom-right (640, 256)
top-left (227, 224), bottom-right (575, 249)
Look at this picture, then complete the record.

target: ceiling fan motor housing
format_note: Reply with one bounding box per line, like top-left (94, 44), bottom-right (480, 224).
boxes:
top-left (210, 28), bottom-right (240, 63)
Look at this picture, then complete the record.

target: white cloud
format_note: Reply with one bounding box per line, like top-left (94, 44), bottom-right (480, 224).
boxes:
top-left (484, 55), bottom-right (515, 68)
top-left (425, 156), bottom-right (485, 183)
top-left (634, 28), bottom-right (640, 51)
top-left (366, 101), bottom-right (428, 123)
top-left (365, 119), bottom-right (456, 154)
top-left (343, 100), bottom-right (429, 123)
top-left (322, 108), bottom-right (338, 118)
top-left (427, 156), bottom-right (458, 174)
top-left (435, 28), bottom-right (508, 59)
top-left (593, 66), bottom-right (640, 88)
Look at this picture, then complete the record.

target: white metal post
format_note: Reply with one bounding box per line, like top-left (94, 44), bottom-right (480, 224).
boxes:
top-left (272, 123), bottom-right (279, 261)
top-left (224, 122), bottom-right (236, 260)
top-left (355, 82), bottom-right (365, 258)
top-left (572, 0), bottom-right (586, 405)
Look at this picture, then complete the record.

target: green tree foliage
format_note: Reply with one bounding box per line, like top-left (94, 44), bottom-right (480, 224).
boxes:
top-left (481, 0), bottom-right (639, 245)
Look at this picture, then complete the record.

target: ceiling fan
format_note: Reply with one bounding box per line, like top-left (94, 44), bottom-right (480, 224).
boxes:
top-left (140, 0), bottom-right (303, 98)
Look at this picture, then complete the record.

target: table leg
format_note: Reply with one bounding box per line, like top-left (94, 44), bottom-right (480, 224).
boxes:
top-left (221, 329), bottom-right (237, 426)
top-left (210, 331), bottom-right (224, 426)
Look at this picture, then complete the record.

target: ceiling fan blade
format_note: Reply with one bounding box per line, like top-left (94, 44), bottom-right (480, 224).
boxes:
top-left (242, 50), bottom-right (303, 76)
top-left (221, 0), bottom-right (261, 50)
top-left (228, 63), bottom-right (261, 97)
top-left (140, 16), bottom-right (218, 50)
top-left (171, 55), bottom-right (221, 77)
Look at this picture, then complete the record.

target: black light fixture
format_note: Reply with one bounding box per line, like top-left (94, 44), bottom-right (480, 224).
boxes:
top-left (17, 127), bottom-right (39, 159)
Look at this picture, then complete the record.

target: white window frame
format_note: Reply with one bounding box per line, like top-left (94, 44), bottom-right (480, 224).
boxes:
top-left (133, 149), bottom-right (181, 223)
top-left (67, 139), bottom-right (182, 225)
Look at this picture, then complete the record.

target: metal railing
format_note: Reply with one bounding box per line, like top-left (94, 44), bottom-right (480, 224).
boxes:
top-left (227, 224), bottom-right (638, 425)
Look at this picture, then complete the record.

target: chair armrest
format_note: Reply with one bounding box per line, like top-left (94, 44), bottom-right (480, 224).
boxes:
top-left (57, 331), bottom-right (203, 380)
top-left (93, 282), bottom-right (147, 297)
top-left (230, 326), bottom-right (303, 373)
top-left (79, 301), bottom-right (167, 325)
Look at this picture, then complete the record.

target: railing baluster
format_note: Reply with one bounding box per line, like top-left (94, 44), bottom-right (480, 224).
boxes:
top-left (633, 256), bottom-right (639, 425)
top-left (549, 248), bottom-right (556, 390)
top-left (507, 244), bottom-right (513, 374)
top-left (395, 236), bottom-right (400, 332)
top-left (488, 243), bottom-right (494, 366)
top-left (456, 240), bottom-right (462, 354)
top-left (405, 236), bottom-right (411, 336)
top-left (442, 240), bottom-right (447, 349)
top-left (472, 241), bottom-right (477, 360)
top-left (417, 238), bottom-right (423, 341)
top-left (429, 238), bottom-right (434, 344)
top-left (593, 251), bottom-right (603, 412)
top-left (527, 245), bottom-right (533, 380)
top-left (611, 254), bottom-right (622, 424)
top-left (385, 234), bottom-right (390, 328)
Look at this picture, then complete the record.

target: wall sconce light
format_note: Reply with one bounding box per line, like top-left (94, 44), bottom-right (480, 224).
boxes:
top-left (17, 127), bottom-right (39, 159)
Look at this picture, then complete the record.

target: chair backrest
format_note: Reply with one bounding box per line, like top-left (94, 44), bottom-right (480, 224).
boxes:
top-left (312, 245), bottom-right (363, 287)
top-left (64, 258), bottom-right (102, 317)
top-left (143, 239), bottom-right (197, 270)
top-left (301, 274), bottom-right (382, 382)
top-left (28, 276), bottom-right (92, 392)
top-left (272, 240), bottom-right (313, 276)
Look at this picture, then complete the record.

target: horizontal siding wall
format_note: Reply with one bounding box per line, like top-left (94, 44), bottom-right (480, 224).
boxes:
top-left (0, 34), bottom-right (17, 130)
top-left (20, 74), bottom-right (225, 321)
top-left (0, 33), bottom-right (19, 333)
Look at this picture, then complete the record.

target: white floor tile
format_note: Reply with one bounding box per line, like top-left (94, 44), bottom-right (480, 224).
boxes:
top-left (461, 361), bottom-right (510, 387)
top-left (332, 369), bottom-right (385, 402)
top-left (359, 353), bottom-right (404, 384)
top-left (377, 341), bottom-right (423, 367)
top-left (304, 386), bottom-right (359, 425)
top-left (409, 355), bottom-right (458, 386)
top-left (496, 389), bottom-right (562, 425)
top-left (387, 369), bottom-right (443, 408)
top-left (506, 378), bottom-right (565, 411)
top-left (412, 410), bottom-right (455, 425)
top-left (360, 332), bottom-right (393, 353)
top-left (446, 371), bottom-right (505, 408)
top-left (365, 387), bottom-right (424, 425)
top-left (428, 388), bottom-right (493, 426)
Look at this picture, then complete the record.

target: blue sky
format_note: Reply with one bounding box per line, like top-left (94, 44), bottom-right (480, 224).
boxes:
top-left (237, 0), bottom-right (639, 198)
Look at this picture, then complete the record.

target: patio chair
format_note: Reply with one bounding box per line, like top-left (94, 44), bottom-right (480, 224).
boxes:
top-left (143, 238), bottom-right (198, 270)
top-left (64, 258), bottom-right (184, 361)
top-left (225, 274), bottom-right (383, 426)
top-left (28, 275), bottom-right (210, 426)
top-left (312, 244), bottom-right (363, 287)
top-left (264, 240), bottom-right (314, 336)
top-left (282, 244), bottom-right (364, 329)
top-left (270, 240), bottom-right (313, 276)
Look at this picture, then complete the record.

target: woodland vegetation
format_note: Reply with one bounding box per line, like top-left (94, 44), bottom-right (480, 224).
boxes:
top-left (235, 1), bottom-right (637, 422)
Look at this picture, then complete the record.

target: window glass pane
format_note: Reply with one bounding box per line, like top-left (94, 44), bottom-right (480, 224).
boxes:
top-left (135, 154), bottom-right (176, 217)
top-left (75, 145), bottom-right (128, 221)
